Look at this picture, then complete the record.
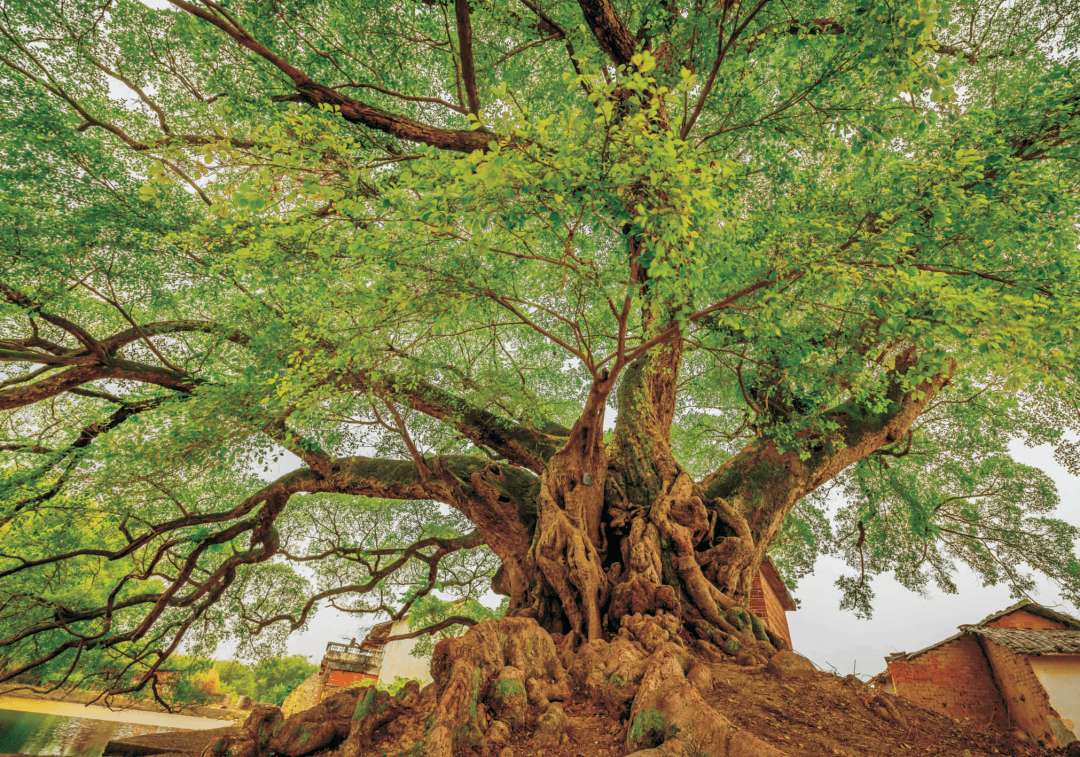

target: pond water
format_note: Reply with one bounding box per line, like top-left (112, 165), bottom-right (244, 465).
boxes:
top-left (0, 707), bottom-right (180, 756)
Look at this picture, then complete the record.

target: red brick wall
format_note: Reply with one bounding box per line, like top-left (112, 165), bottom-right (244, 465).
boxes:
top-left (326, 669), bottom-right (378, 688)
top-left (887, 635), bottom-right (1011, 730)
top-left (749, 572), bottom-right (792, 648)
top-left (979, 638), bottom-right (1059, 745)
top-left (987, 610), bottom-right (1068, 630)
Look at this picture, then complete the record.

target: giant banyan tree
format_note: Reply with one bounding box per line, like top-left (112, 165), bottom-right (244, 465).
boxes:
top-left (1, 0), bottom-right (1079, 754)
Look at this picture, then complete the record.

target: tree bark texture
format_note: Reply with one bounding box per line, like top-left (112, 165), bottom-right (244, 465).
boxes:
top-left (481, 346), bottom-right (954, 660)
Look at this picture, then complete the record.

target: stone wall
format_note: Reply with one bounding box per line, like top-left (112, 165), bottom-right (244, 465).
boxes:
top-left (886, 635), bottom-right (1011, 730)
top-left (281, 672), bottom-right (325, 718)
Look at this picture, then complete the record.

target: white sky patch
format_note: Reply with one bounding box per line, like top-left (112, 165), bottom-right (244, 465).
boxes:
top-left (790, 439), bottom-right (1080, 678)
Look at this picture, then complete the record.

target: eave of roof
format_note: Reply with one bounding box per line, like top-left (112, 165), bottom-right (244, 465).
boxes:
top-left (761, 556), bottom-right (797, 612)
top-left (885, 630), bottom-right (967, 665)
top-left (962, 625), bottom-right (1080, 656)
top-left (882, 601), bottom-right (1080, 666)
top-left (974, 601), bottom-right (1080, 630)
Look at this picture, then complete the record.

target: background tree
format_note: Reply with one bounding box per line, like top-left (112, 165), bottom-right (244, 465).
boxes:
top-left (1, 0), bottom-right (1079, 732)
top-left (247, 655), bottom-right (319, 706)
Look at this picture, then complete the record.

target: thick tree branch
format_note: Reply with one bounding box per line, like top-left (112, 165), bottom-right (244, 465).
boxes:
top-left (384, 615), bottom-right (478, 642)
top-left (454, 0), bottom-right (481, 117)
top-left (574, 0), bottom-right (637, 66)
top-left (701, 358), bottom-right (957, 508)
top-left (97, 320), bottom-right (250, 354)
top-left (0, 283), bottom-right (105, 360)
top-left (346, 370), bottom-right (569, 474)
top-left (168, 0), bottom-right (495, 153)
top-left (0, 361), bottom-right (193, 411)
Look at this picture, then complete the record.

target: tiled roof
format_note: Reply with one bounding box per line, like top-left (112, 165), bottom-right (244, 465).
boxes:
top-left (875, 602), bottom-right (1080, 672)
top-left (974, 601), bottom-right (1080, 630)
top-left (960, 625), bottom-right (1080, 655)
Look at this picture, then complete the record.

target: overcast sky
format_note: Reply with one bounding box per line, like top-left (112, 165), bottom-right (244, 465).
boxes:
top-left (788, 439), bottom-right (1080, 678)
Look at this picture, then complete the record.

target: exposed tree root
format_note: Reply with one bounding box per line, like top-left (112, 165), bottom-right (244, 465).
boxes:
top-left (207, 619), bottom-right (802, 757)
top-left (418, 616), bottom-right (571, 757)
top-left (626, 649), bottom-right (788, 757)
top-left (403, 617), bottom-right (791, 757)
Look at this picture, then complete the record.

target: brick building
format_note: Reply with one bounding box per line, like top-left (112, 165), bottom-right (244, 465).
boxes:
top-left (281, 635), bottom-right (384, 716)
top-left (748, 557), bottom-right (797, 648)
top-left (871, 602), bottom-right (1080, 748)
top-left (281, 617), bottom-right (434, 716)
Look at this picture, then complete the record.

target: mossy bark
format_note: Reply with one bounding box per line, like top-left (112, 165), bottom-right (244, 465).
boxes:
top-left (484, 344), bottom-right (954, 658)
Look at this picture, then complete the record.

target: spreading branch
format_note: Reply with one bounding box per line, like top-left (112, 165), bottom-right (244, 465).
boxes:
top-left (167, 0), bottom-right (496, 153)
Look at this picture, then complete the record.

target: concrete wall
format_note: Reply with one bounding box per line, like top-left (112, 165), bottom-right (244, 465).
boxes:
top-left (980, 638), bottom-right (1059, 745)
top-left (379, 619), bottom-right (433, 685)
top-left (748, 573), bottom-right (792, 648)
top-left (1029, 655), bottom-right (1080, 743)
top-left (886, 635), bottom-right (1010, 729)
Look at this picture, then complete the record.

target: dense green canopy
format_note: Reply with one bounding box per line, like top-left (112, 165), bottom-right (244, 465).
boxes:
top-left (0, 0), bottom-right (1078, 694)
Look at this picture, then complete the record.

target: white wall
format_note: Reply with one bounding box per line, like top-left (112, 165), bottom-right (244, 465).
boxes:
top-left (378, 619), bottom-right (433, 685)
top-left (1030, 655), bottom-right (1080, 738)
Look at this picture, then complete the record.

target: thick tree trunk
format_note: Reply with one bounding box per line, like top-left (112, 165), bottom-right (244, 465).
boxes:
top-left (504, 345), bottom-right (778, 658)
top-left (519, 371), bottom-right (614, 640)
top-left (496, 347), bottom-right (954, 661)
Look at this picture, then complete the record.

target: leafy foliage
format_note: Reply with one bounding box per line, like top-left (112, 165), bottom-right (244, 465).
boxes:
top-left (0, 0), bottom-right (1078, 689)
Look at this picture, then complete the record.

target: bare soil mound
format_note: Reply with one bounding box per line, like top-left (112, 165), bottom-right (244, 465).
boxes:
top-left (109, 618), bottom-right (1054, 757)
top-left (441, 655), bottom-right (1034, 757)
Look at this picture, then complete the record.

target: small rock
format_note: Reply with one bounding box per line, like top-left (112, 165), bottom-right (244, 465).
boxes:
top-left (735, 651), bottom-right (758, 666)
top-left (1009, 729), bottom-right (1031, 744)
top-left (687, 664), bottom-right (713, 692)
top-left (867, 693), bottom-right (908, 728)
top-left (842, 674), bottom-right (869, 692)
top-left (533, 703), bottom-right (568, 750)
top-left (765, 650), bottom-right (816, 678)
top-left (486, 720), bottom-right (511, 744)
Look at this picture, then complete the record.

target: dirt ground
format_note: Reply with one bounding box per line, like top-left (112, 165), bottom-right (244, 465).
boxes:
top-left (89, 654), bottom-right (1064, 757)
top-left (478, 656), bottom-right (1037, 757)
